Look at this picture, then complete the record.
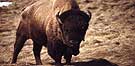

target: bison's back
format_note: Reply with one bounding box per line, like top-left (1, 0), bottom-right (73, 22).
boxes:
top-left (21, 0), bottom-right (79, 25)
top-left (21, 0), bottom-right (53, 24)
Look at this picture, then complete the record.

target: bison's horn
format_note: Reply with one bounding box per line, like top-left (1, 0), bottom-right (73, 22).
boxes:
top-left (86, 10), bottom-right (91, 18)
top-left (84, 10), bottom-right (92, 22)
top-left (56, 11), bottom-right (63, 24)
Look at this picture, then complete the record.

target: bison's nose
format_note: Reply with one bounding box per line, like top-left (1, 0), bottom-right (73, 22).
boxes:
top-left (69, 40), bottom-right (79, 44)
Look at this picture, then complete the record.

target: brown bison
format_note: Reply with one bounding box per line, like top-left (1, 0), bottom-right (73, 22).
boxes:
top-left (11, 0), bottom-right (91, 65)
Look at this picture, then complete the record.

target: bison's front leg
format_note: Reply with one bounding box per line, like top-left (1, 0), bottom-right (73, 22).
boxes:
top-left (64, 48), bottom-right (72, 64)
top-left (47, 43), bottom-right (63, 65)
top-left (48, 50), bottom-right (62, 65)
top-left (64, 54), bottom-right (72, 64)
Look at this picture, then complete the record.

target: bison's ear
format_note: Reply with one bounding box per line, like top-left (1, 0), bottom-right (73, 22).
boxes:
top-left (56, 11), bottom-right (63, 25)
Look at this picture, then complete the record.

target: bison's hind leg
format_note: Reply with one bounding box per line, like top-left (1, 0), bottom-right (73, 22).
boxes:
top-left (11, 34), bottom-right (27, 64)
top-left (32, 40), bottom-right (43, 65)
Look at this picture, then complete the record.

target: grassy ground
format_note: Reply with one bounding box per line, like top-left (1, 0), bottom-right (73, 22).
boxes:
top-left (0, 0), bottom-right (135, 66)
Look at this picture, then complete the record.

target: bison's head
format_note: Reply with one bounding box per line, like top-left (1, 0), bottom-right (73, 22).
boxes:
top-left (56, 10), bottom-right (91, 55)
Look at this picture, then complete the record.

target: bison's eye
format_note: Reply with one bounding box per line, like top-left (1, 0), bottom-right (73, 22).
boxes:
top-left (81, 26), bottom-right (87, 31)
top-left (82, 27), bottom-right (85, 30)
top-left (65, 29), bottom-right (71, 33)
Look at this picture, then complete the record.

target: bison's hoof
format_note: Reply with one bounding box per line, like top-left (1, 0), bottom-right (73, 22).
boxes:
top-left (55, 63), bottom-right (63, 66)
top-left (36, 62), bottom-right (43, 65)
top-left (11, 61), bottom-right (16, 64)
top-left (65, 62), bottom-right (71, 65)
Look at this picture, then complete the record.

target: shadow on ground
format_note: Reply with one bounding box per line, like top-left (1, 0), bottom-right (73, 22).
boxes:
top-left (72, 58), bottom-right (118, 66)
top-left (49, 58), bottom-right (118, 66)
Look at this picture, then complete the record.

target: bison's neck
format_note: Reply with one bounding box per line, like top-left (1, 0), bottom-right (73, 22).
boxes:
top-left (45, 16), bottom-right (63, 41)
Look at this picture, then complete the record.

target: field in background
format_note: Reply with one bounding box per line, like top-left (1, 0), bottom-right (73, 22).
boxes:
top-left (0, 0), bottom-right (135, 66)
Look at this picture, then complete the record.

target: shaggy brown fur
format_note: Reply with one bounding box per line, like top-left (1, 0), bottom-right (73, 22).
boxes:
top-left (11, 0), bottom-right (91, 65)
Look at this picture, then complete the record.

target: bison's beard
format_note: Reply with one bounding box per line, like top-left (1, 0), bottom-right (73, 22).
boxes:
top-left (66, 47), bottom-right (80, 56)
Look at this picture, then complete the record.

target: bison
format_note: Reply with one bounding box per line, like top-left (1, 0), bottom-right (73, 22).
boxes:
top-left (11, 0), bottom-right (91, 65)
